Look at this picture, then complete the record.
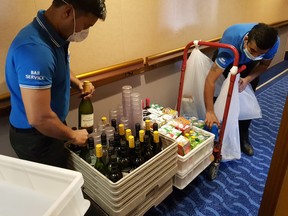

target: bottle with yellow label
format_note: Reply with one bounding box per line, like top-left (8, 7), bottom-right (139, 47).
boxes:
top-left (78, 81), bottom-right (94, 134)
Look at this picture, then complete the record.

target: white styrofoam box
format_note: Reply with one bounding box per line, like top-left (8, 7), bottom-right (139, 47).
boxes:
top-left (67, 135), bottom-right (178, 216)
top-left (176, 128), bottom-right (215, 176)
top-left (0, 154), bottom-right (90, 216)
top-left (174, 154), bottom-right (213, 190)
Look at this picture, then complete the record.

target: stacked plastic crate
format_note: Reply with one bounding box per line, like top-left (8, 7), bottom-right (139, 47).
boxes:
top-left (67, 135), bottom-right (177, 216)
top-left (173, 126), bottom-right (215, 189)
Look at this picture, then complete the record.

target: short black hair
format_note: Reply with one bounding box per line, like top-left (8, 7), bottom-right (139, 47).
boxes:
top-left (53, 0), bottom-right (106, 21)
top-left (248, 23), bottom-right (278, 50)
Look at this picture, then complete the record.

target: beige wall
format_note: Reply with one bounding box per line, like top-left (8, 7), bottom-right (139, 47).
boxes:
top-left (0, 0), bottom-right (288, 157)
top-left (1, 0), bottom-right (288, 96)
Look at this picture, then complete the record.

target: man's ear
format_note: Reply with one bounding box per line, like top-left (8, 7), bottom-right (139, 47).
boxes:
top-left (244, 35), bottom-right (248, 42)
top-left (62, 4), bottom-right (73, 19)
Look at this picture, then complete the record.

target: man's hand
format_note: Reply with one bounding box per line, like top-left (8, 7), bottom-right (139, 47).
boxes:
top-left (79, 81), bottom-right (95, 99)
top-left (205, 110), bottom-right (220, 129)
top-left (238, 77), bottom-right (249, 93)
top-left (70, 129), bottom-right (89, 146)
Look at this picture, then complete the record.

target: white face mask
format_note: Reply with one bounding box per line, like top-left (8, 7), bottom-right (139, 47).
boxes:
top-left (67, 8), bottom-right (89, 42)
top-left (243, 42), bottom-right (264, 61)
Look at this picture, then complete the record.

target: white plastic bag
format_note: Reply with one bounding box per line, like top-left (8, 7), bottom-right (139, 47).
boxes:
top-left (214, 73), bottom-right (241, 161)
top-left (180, 47), bottom-right (224, 119)
top-left (238, 84), bottom-right (262, 120)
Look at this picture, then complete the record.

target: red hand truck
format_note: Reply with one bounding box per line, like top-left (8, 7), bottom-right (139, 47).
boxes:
top-left (176, 40), bottom-right (246, 180)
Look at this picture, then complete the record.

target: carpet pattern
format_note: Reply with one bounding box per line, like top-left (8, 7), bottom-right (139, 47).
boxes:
top-left (145, 75), bottom-right (288, 216)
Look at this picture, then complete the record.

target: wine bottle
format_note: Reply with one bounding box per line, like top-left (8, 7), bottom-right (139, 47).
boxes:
top-left (119, 141), bottom-right (130, 173)
top-left (78, 81), bottom-right (94, 134)
top-left (143, 134), bottom-right (153, 161)
top-left (101, 116), bottom-right (109, 128)
top-left (106, 146), bottom-right (115, 173)
top-left (135, 123), bottom-right (141, 141)
top-left (114, 131), bottom-right (121, 155)
top-left (118, 124), bottom-right (126, 142)
top-left (139, 129), bottom-right (145, 156)
top-left (101, 132), bottom-right (108, 165)
top-left (87, 136), bottom-right (96, 166)
top-left (125, 129), bottom-right (132, 142)
top-left (94, 144), bottom-right (108, 176)
top-left (144, 119), bottom-right (151, 137)
top-left (128, 135), bottom-right (136, 168)
top-left (152, 122), bottom-right (158, 132)
top-left (111, 119), bottom-right (117, 131)
top-left (108, 155), bottom-right (123, 182)
top-left (152, 131), bottom-right (162, 155)
top-left (134, 140), bottom-right (144, 168)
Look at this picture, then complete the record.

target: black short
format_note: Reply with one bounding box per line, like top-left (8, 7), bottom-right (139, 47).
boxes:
top-left (9, 124), bottom-right (68, 168)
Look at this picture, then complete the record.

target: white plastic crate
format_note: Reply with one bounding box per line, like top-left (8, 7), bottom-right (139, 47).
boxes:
top-left (173, 127), bottom-right (214, 190)
top-left (67, 135), bottom-right (178, 216)
top-left (176, 128), bottom-right (214, 175)
top-left (0, 154), bottom-right (90, 216)
top-left (174, 154), bottom-right (213, 190)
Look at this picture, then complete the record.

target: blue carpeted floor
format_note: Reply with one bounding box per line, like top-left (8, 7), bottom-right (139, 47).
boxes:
top-left (145, 61), bottom-right (288, 216)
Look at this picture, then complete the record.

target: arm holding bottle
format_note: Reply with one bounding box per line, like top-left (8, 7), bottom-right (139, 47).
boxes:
top-left (21, 87), bottom-right (88, 146)
top-left (70, 70), bottom-right (95, 98)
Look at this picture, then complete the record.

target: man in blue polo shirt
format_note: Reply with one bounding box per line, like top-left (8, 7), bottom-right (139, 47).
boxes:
top-left (5, 0), bottom-right (106, 167)
top-left (204, 23), bottom-right (279, 156)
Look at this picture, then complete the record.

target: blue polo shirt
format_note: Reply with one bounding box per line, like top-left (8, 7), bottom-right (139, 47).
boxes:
top-left (5, 10), bottom-right (71, 129)
top-left (216, 23), bottom-right (280, 69)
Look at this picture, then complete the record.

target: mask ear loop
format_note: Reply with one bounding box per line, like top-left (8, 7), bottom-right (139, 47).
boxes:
top-left (62, 0), bottom-right (76, 34)
top-left (71, 8), bottom-right (76, 34)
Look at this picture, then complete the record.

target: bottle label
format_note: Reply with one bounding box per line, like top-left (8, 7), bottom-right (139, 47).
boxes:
top-left (80, 114), bottom-right (94, 127)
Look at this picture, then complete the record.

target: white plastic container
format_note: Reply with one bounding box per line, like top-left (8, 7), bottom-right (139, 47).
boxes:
top-left (174, 153), bottom-right (213, 190)
top-left (67, 135), bottom-right (178, 216)
top-left (0, 155), bottom-right (90, 216)
top-left (173, 128), bottom-right (215, 189)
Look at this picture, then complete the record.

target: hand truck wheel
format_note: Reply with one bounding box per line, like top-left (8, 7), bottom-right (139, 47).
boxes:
top-left (207, 161), bottom-right (220, 181)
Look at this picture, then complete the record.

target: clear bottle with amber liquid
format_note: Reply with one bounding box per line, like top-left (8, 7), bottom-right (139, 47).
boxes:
top-left (78, 81), bottom-right (94, 134)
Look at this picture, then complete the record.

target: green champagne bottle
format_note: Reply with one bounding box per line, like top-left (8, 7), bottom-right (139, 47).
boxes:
top-left (108, 155), bottom-right (123, 182)
top-left (94, 144), bottom-right (108, 176)
top-left (78, 81), bottom-right (94, 134)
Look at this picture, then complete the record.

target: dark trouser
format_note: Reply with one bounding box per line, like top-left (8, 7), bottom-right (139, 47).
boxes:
top-left (10, 125), bottom-right (68, 168)
top-left (212, 50), bottom-right (260, 142)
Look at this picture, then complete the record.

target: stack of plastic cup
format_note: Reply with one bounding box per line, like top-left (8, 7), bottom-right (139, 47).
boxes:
top-left (122, 85), bottom-right (132, 128)
top-left (104, 126), bottom-right (115, 146)
top-left (120, 116), bottom-right (129, 130)
top-left (117, 104), bottom-right (124, 126)
top-left (131, 92), bottom-right (143, 135)
top-left (92, 131), bottom-right (102, 145)
top-left (109, 108), bottom-right (118, 125)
